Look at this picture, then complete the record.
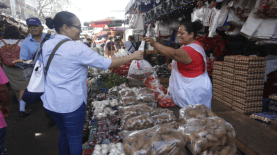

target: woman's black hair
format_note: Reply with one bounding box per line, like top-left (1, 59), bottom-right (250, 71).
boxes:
top-left (109, 37), bottom-right (113, 41)
top-left (46, 11), bottom-right (78, 33)
top-left (128, 35), bottom-right (135, 42)
top-left (3, 26), bottom-right (20, 39)
top-left (180, 20), bottom-right (203, 39)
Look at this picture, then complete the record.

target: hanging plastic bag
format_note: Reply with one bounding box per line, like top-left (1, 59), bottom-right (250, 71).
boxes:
top-left (129, 13), bottom-right (144, 30)
top-left (128, 60), bottom-right (154, 79)
top-left (209, 8), bottom-right (221, 38)
top-left (217, 0), bottom-right (231, 27)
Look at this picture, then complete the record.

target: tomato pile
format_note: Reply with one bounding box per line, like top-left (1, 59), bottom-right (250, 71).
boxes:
top-left (196, 34), bottom-right (221, 51)
top-left (144, 75), bottom-right (175, 108)
top-left (110, 62), bottom-right (131, 77)
top-left (214, 40), bottom-right (230, 56)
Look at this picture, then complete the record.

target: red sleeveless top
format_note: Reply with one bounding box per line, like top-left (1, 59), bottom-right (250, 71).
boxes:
top-left (177, 41), bottom-right (205, 78)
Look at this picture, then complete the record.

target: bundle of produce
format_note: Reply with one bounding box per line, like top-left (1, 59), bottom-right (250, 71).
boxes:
top-left (92, 143), bottom-right (125, 155)
top-left (151, 108), bottom-right (177, 125)
top-left (91, 100), bottom-right (118, 119)
top-left (157, 94), bottom-right (175, 108)
top-left (178, 117), bottom-right (237, 155)
top-left (120, 122), bottom-right (186, 155)
top-left (179, 104), bottom-right (217, 124)
top-left (98, 73), bottom-right (127, 90)
top-left (110, 62), bottom-right (131, 77)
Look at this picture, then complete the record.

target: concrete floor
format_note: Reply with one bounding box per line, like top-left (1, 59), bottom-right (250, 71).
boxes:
top-left (4, 87), bottom-right (60, 155)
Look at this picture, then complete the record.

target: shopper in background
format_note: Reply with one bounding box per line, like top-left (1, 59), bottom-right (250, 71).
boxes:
top-left (12, 18), bottom-right (56, 126)
top-left (115, 39), bottom-right (122, 50)
top-left (122, 35), bottom-right (136, 54)
top-left (44, 11), bottom-right (143, 155)
top-left (105, 37), bottom-right (117, 58)
top-left (144, 20), bottom-right (213, 109)
top-left (0, 66), bottom-right (9, 155)
top-left (0, 26), bottom-right (29, 118)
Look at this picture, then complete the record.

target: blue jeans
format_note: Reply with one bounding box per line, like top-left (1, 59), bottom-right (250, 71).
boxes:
top-left (45, 103), bottom-right (86, 155)
top-left (0, 127), bottom-right (6, 155)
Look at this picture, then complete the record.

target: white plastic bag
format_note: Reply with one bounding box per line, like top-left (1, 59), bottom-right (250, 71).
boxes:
top-left (217, 0), bottom-right (230, 27)
top-left (27, 60), bottom-right (45, 93)
top-left (129, 14), bottom-right (144, 30)
top-left (209, 8), bottom-right (221, 38)
top-left (128, 60), bottom-right (154, 79)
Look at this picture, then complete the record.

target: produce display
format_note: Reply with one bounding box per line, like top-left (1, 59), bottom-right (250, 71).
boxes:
top-left (179, 104), bottom-right (217, 124)
top-left (179, 117), bottom-right (237, 155)
top-left (121, 122), bottom-right (187, 155)
top-left (196, 34), bottom-right (221, 51)
top-left (97, 74), bottom-right (127, 91)
top-left (93, 143), bottom-right (125, 155)
top-left (111, 62), bottom-right (131, 77)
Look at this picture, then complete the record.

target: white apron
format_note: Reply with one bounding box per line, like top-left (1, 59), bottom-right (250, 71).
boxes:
top-left (169, 43), bottom-right (213, 109)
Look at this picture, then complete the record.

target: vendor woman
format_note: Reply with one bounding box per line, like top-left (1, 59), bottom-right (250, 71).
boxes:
top-left (144, 21), bottom-right (212, 109)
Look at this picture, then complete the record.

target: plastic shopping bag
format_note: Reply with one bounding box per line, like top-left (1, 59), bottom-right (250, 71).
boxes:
top-left (128, 60), bottom-right (154, 79)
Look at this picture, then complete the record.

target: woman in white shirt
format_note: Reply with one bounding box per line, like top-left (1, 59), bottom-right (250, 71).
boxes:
top-left (44, 11), bottom-right (143, 155)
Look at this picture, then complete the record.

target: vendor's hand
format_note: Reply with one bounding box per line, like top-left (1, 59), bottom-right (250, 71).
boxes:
top-left (0, 105), bottom-right (10, 117)
top-left (12, 59), bottom-right (23, 63)
top-left (143, 37), bottom-right (155, 46)
top-left (132, 50), bottom-right (144, 60)
top-left (167, 63), bottom-right (172, 71)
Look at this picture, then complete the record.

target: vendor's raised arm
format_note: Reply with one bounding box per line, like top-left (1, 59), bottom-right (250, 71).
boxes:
top-left (143, 21), bottom-right (203, 64)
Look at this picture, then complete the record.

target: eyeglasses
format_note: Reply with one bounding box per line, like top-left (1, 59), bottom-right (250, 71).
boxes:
top-left (69, 25), bottom-right (82, 31)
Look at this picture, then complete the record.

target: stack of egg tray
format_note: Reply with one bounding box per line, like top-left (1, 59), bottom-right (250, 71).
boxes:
top-left (212, 61), bottom-right (224, 101)
top-left (232, 56), bottom-right (266, 114)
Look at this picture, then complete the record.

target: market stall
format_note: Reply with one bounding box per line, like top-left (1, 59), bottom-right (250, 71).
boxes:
top-left (81, 0), bottom-right (277, 154)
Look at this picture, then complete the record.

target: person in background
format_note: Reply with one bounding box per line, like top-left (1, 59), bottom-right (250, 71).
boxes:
top-left (105, 37), bottom-right (117, 58)
top-left (44, 11), bottom-right (143, 155)
top-left (0, 66), bottom-right (9, 155)
top-left (12, 18), bottom-right (56, 126)
top-left (122, 35), bottom-right (136, 54)
top-left (0, 26), bottom-right (28, 118)
top-left (144, 20), bottom-right (213, 109)
top-left (115, 39), bottom-right (122, 50)
top-left (0, 29), bottom-right (3, 40)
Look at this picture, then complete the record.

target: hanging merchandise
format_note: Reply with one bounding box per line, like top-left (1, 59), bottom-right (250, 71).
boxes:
top-left (226, 7), bottom-right (245, 27)
top-left (225, 27), bottom-right (241, 36)
top-left (129, 13), bottom-right (144, 30)
top-left (127, 60), bottom-right (154, 79)
top-left (191, 1), bottom-right (206, 23)
top-left (214, 40), bottom-right (230, 56)
top-left (203, 2), bottom-right (213, 26)
top-left (208, 8), bottom-right (221, 37)
top-left (253, 18), bottom-right (277, 40)
top-left (168, 20), bottom-right (180, 30)
top-left (240, 0), bottom-right (264, 40)
top-left (253, 0), bottom-right (277, 18)
top-left (217, 0), bottom-right (231, 27)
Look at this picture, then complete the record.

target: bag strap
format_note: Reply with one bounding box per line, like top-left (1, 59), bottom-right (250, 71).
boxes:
top-left (128, 41), bottom-right (136, 51)
top-left (44, 39), bottom-right (70, 75)
top-left (32, 34), bottom-right (51, 61)
top-left (1, 39), bottom-right (7, 45)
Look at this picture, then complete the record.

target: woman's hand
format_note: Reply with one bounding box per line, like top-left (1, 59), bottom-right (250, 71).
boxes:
top-left (12, 59), bottom-right (23, 63)
top-left (143, 37), bottom-right (155, 46)
top-left (132, 50), bottom-right (144, 60)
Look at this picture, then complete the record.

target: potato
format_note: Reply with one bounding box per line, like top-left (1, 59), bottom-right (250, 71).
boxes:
top-left (188, 109), bottom-right (198, 116)
top-left (169, 147), bottom-right (180, 154)
top-left (206, 134), bottom-right (219, 142)
top-left (209, 141), bottom-right (221, 147)
top-left (188, 143), bottom-right (202, 155)
top-left (124, 143), bottom-right (133, 155)
top-left (219, 136), bottom-right (227, 145)
top-left (196, 113), bottom-right (207, 118)
top-left (214, 126), bottom-right (226, 138)
top-left (214, 151), bottom-right (220, 155)
top-left (219, 146), bottom-right (231, 155)
top-left (228, 147), bottom-right (237, 155)
top-left (226, 132), bottom-right (235, 141)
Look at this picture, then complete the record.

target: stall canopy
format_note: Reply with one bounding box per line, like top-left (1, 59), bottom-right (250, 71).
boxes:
top-left (125, 0), bottom-right (156, 14)
top-left (91, 18), bottom-right (124, 28)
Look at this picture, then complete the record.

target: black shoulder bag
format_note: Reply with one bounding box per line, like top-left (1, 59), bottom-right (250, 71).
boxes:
top-left (128, 41), bottom-right (136, 53)
top-left (15, 34), bottom-right (51, 80)
top-left (21, 39), bottom-right (70, 104)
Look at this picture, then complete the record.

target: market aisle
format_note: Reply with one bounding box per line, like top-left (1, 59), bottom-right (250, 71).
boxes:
top-left (4, 88), bottom-right (60, 155)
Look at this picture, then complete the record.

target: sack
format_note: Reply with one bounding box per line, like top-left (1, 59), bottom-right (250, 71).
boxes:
top-left (127, 60), bottom-right (153, 79)
top-left (22, 39), bottom-right (70, 104)
top-left (15, 34), bottom-right (51, 79)
top-left (0, 39), bottom-right (21, 66)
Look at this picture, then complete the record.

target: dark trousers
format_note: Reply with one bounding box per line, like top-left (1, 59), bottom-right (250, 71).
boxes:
top-left (44, 103), bottom-right (86, 155)
top-left (0, 127), bottom-right (6, 154)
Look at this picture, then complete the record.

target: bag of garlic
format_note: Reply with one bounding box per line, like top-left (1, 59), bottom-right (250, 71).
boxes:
top-left (127, 60), bottom-right (154, 79)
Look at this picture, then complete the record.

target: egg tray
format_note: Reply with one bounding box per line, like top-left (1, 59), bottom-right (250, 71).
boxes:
top-left (221, 77), bottom-right (234, 85)
top-left (233, 105), bottom-right (262, 114)
top-left (232, 82), bottom-right (264, 88)
top-left (233, 96), bottom-right (263, 105)
top-left (269, 95), bottom-right (277, 101)
top-left (212, 70), bottom-right (222, 76)
top-left (233, 91), bottom-right (263, 98)
top-left (233, 77), bottom-right (265, 83)
top-left (212, 74), bottom-right (222, 80)
top-left (221, 100), bottom-right (233, 108)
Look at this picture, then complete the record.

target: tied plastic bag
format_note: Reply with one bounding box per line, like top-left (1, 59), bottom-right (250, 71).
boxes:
top-left (178, 117), bottom-right (237, 155)
top-left (128, 60), bottom-right (154, 79)
top-left (179, 104), bottom-right (217, 124)
top-left (122, 114), bottom-right (154, 130)
top-left (151, 108), bottom-right (177, 125)
top-left (120, 122), bottom-right (186, 155)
